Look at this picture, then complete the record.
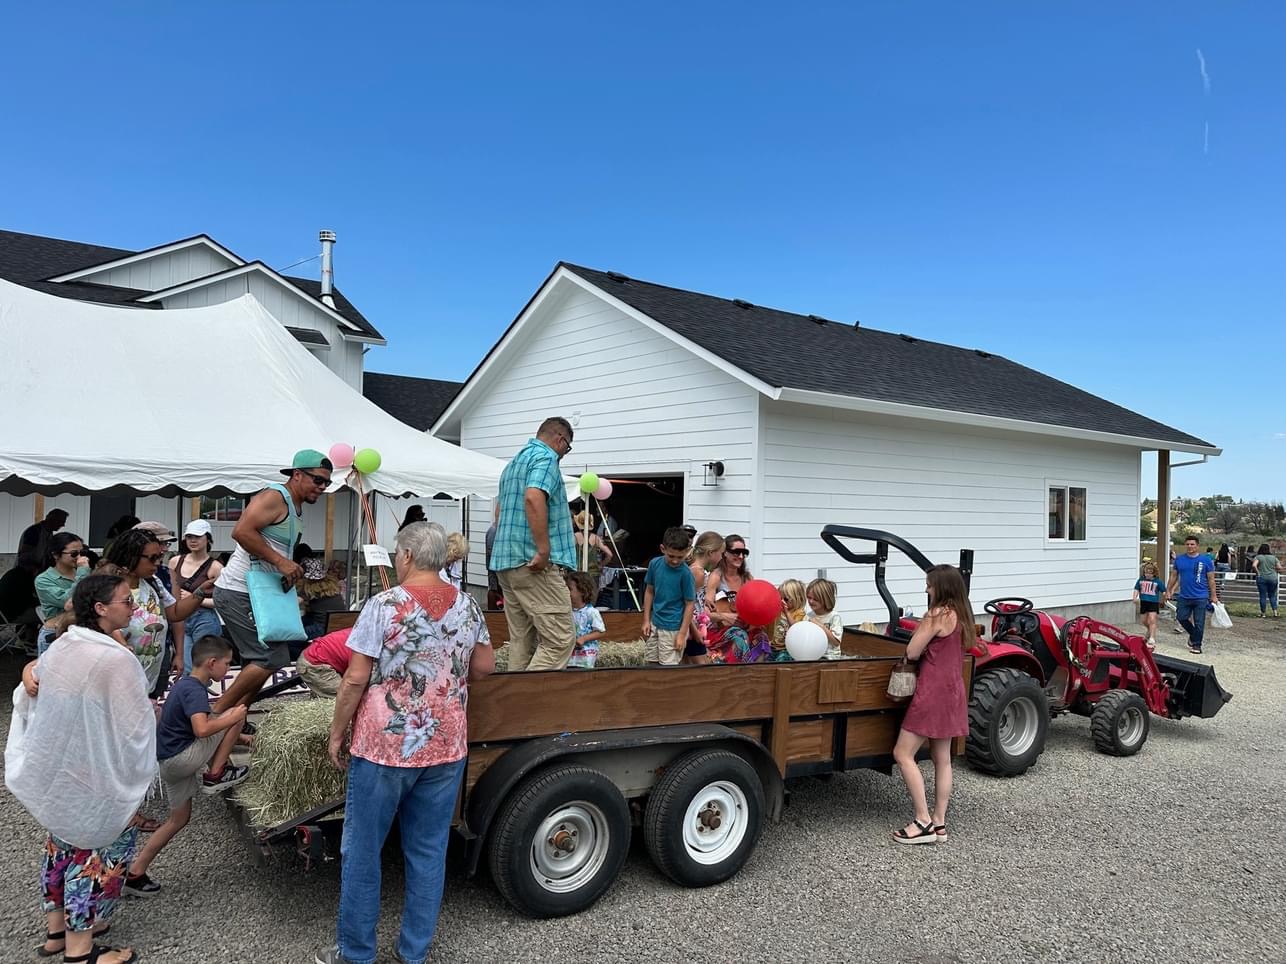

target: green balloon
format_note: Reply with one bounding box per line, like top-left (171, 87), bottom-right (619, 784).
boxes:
top-left (353, 448), bottom-right (382, 474)
top-left (579, 472), bottom-right (599, 494)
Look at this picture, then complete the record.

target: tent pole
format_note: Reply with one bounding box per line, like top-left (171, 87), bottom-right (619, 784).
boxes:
top-left (325, 493), bottom-right (335, 563)
top-left (33, 494), bottom-right (44, 523)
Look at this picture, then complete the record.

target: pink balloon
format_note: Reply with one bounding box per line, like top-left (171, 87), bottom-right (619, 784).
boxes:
top-left (328, 442), bottom-right (355, 469)
top-left (593, 479), bottom-right (613, 500)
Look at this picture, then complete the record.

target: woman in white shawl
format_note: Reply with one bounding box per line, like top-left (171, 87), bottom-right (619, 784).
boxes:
top-left (6, 573), bottom-right (155, 964)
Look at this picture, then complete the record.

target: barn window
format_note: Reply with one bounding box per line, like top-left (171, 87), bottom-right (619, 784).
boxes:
top-left (1047, 484), bottom-right (1087, 541)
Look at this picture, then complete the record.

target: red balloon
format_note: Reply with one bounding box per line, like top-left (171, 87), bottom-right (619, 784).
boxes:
top-left (736, 579), bottom-right (783, 627)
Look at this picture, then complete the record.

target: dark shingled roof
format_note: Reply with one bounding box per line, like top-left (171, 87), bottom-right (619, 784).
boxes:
top-left (563, 263), bottom-right (1214, 450)
top-left (0, 229), bottom-right (381, 339)
top-left (363, 372), bottom-right (463, 432)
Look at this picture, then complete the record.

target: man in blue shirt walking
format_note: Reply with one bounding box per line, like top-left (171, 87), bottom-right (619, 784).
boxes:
top-left (1166, 536), bottom-right (1220, 654)
top-left (490, 417), bottom-right (577, 670)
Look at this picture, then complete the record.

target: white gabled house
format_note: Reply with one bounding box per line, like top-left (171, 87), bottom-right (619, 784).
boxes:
top-left (433, 264), bottom-right (1219, 624)
top-left (0, 227), bottom-right (425, 557)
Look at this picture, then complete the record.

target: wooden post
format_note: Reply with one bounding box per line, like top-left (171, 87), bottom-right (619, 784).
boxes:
top-left (1156, 450), bottom-right (1170, 584)
top-left (769, 668), bottom-right (793, 776)
top-left (324, 493), bottom-right (335, 562)
top-left (189, 497), bottom-right (200, 526)
top-left (33, 494), bottom-right (45, 523)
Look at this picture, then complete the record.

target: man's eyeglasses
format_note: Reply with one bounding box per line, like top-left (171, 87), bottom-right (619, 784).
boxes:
top-left (730, 548), bottom-right (750, 557)
top-left (142, 552), bottom-right (166, 563)
top-left (301, 471), bottom-right (331, 488)
top-left (552, 433), bottom-right (572, 454)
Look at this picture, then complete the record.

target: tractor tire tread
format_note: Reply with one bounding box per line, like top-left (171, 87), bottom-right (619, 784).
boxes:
top-left (1090, 689), bottom-right (1150, 757)
top-left (966, 666), bottom-right (1049, 778)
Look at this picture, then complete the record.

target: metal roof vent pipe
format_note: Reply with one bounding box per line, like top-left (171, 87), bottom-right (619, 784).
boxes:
top-left (319, 229), bottom-right (337, 308)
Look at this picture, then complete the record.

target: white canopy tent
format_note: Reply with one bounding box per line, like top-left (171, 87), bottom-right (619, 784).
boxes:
top-left (0, 278), bottom-right (503, 499)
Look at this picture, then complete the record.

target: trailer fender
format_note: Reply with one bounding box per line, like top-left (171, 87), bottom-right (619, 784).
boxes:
top-left (462, 725), bottom-right (785, 876)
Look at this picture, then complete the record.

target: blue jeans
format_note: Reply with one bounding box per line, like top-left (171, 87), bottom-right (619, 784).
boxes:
top-left (1175, 598), bottom-right (1208, 649)
top-left (337, 754), bottom-right (466, 964)
top-left (1258, 577), bottom-right (1279, 614)
top-left (182, 608), bottom-right (223, 673)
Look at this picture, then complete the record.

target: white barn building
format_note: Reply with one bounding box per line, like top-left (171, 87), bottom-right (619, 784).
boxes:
top-left (433, 264), bottom-right (1219, 624)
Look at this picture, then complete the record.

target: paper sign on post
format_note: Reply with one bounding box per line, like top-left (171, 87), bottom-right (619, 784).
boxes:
top-left (362, 544), bottom-right (393, 568)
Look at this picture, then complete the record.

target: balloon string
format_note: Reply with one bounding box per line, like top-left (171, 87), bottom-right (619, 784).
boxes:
top-left (351, 469), bottom-right (390, 593)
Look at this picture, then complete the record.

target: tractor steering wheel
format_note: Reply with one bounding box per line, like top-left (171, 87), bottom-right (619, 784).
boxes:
top-left (984, 597), bottom-right (1034, 616)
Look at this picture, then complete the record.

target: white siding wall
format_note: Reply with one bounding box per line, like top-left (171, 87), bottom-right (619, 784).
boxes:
top-left (0, 495), bottom-right (92, 563)
top-left (79, 245), bottom-right (235, 291)
top-left (759, 400), bottom-right (1142, 622)
top-left (159, 275), bottom-right (362, 390)
top-left (457, 282), bottom-right (761, 581)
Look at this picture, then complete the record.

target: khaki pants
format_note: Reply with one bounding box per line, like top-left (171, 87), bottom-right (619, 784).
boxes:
top-left (647, 628), bottom-right (683, 666)
top-left (497, 565), bottom-right (575, 671)
top-left (296, 653), bottom-right (342, 698)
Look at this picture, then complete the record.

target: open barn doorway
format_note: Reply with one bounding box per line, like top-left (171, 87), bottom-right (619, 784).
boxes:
top-left (572, 474), bottom-right (684, 610)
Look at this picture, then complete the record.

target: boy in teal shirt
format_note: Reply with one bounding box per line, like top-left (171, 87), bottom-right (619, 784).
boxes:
top-left (642, 527), bottom-right (696, 667)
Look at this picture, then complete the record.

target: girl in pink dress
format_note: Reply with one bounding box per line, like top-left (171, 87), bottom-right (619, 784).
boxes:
top-left (891, 564), bottom-right (984, 845)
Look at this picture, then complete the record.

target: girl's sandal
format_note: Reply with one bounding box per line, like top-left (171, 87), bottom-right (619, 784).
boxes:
top-left (63, 944), bottom-right (137, 964)
top-left (37, 925), bottom-right (110, 957)
top-left (933, 823), bottom-right (949, 841)
top-left (892, 818), bottom-right (938, 845)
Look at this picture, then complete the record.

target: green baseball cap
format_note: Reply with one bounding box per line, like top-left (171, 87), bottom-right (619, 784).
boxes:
top-left (280, 448), bottom-right (334, 477)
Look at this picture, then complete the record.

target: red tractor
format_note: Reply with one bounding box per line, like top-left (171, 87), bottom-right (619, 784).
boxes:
top-left (822, 526), bottom-right (1233, 777)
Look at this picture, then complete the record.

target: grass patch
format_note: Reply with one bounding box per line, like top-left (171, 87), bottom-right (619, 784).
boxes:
top-left (1224, 601), bottom-right (1267, 618)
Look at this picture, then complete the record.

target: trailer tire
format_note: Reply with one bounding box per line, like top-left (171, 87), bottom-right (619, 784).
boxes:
top-left (967, 667), bottom-right (1049, 777)
top-left (487, 764), bottom-right (631, 918)
top-left (643, 749), bottom-right (764, 887)
top-left (1091, 690), bottom-right (1150, 756)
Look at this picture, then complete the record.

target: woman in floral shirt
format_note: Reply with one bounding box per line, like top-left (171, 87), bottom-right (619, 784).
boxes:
top-left (106, 530), bottom-right (214, 694)
top-left (322, 522), bottom-right (494, 964)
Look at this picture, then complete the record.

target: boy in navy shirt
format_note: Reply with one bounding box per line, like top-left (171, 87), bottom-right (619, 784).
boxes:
top-left (1166, 536), bottom-right (1219, 655)
top-left (125, 635), bottom-right (248, 896)
top-left (642, 527), bottom-right (696, 667)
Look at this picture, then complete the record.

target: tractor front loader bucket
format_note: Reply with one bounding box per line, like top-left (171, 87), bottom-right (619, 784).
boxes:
top-left (1153, 653), bottom-right (1233, 719)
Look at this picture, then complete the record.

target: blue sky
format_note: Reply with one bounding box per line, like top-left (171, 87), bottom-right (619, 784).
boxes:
top-left (3, 3), bottom-right (1282, 499)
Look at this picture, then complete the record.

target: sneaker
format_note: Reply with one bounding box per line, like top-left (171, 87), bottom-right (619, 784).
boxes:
top-left (1188, 646), bottom-right (1203, 655)
top-left (314, 947), bottom-right (357, 964)
top-left (1172, 625), bottom-right (1186, 634)
top-left (124, 872), bottom-right (161, 897)
top-left (201, 763), bottom-right (250, 794)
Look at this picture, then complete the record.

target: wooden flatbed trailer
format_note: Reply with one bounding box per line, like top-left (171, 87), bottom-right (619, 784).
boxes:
top-left (243, 628), bottom-right (970, 918)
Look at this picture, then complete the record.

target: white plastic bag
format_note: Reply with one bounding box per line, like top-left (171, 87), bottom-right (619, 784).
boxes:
top-left (1211, 602), bottom-right (1233, 630)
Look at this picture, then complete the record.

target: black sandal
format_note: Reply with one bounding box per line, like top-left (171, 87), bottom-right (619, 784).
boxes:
top-left (892, 818), bottom-right (938, 845)
top-left (63, 944), bottom-right (137, 964)
top-left (36, 925), bottom-right (110, 957)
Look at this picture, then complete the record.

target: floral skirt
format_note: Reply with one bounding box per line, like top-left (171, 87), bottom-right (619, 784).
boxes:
top-left (40, 827), bottom-right (138, 931)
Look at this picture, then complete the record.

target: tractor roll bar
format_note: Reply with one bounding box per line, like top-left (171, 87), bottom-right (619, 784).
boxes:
top-left (820, 525), bottom-right (973, 630)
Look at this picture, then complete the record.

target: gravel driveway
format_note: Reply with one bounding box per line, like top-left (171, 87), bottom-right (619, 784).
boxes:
top-left (2, 617), bottom-right (1282, 964)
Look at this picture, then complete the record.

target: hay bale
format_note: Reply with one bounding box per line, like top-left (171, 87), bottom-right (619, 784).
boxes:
top-left (495, 638), bottom-right (648, 672)
top-left (233, 698), bottom-right (345, 828)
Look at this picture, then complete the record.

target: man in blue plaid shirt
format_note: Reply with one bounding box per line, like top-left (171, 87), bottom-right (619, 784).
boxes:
top-left (490, 417), bottom-right (577, 670)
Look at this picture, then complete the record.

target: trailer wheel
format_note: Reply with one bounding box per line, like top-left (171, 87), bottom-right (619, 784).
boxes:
top-left (487, 764), bottom-right (631, 918)
top-left (1091, 690), bottom-right (1150, 756)
top-left (643, 749), bottom-right (764, 887)
top-left (967, 667), bottom-right (1049, 777)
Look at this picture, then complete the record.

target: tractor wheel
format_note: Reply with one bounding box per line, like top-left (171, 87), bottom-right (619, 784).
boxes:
top-left (487, 764), bottom-right (631, 918)
top-left (1090, 690), bottom-right (1150, 756)
top-left (643, 749), bottom-right (765, 888)
top-left (967, 667), bottom-right (1050, 777)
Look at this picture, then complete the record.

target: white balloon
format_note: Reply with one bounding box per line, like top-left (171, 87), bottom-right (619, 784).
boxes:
top-left (785, 620), bottom-right (828, 661)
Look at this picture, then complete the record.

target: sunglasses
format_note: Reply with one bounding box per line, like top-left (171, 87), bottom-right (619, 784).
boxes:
top-left (142, 552), bottom-right (166, 563)
top-left (61, 549), bottom-right (83, 557)
top-left (730, 548), bottom-right (750, 557)
top-left (301, 471), bottom-right (331, 487)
